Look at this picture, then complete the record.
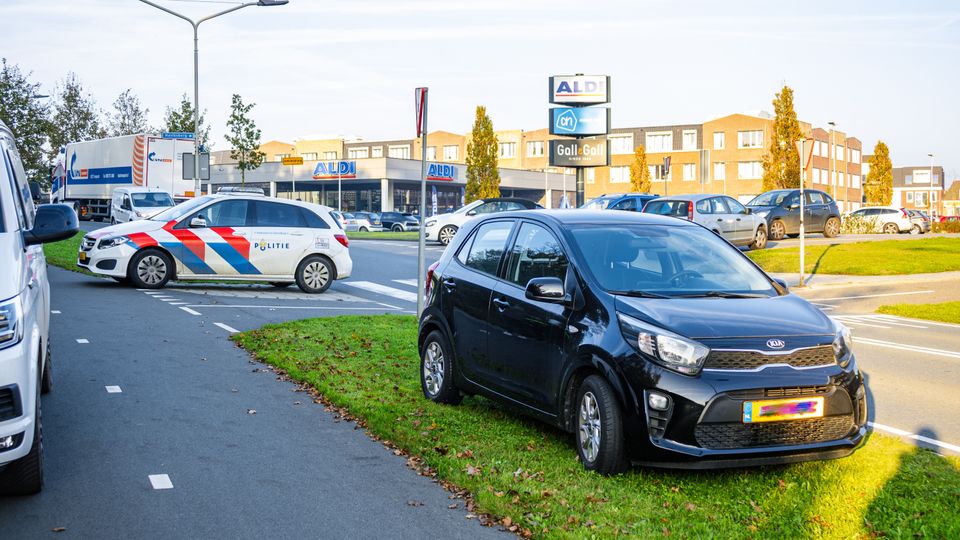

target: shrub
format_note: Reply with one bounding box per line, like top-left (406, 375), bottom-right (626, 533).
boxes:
top-left (841, 214), bottom-right (880, 234)
top-left (933, 220), bottom-right (960, 233)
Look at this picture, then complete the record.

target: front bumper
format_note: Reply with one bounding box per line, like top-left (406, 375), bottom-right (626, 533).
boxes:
top-left (0, 339), bottom-right (37, 466)
top-left (77, 238), bottom-right (134, 278)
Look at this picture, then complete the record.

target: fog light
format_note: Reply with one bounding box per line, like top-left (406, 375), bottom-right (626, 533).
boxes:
top-left (0, 435), bottom-right (14, 449)
top-left (648, 393), bottom-right (669, 411)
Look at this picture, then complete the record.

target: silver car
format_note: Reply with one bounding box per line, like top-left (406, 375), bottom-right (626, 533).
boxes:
top-left (330, 211), bottom-right (374, 232)
top-left (642, 194), bottom-right (768, 249)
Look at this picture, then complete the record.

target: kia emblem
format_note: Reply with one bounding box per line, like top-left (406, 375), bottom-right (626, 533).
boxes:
top-left (767, 339), bottom-right (786, 349)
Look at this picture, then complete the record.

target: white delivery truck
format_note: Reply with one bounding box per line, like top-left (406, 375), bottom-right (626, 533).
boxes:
top-left (52, 134), bottom-right (198, 221)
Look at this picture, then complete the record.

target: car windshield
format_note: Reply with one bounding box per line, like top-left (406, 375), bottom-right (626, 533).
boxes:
top-left (580, 195), bottom-right (621, 210)
top-left (149, 195), bottom-right (215, 221)
top-left (131, 192), bottom-right (174, 207)
top-left (568, 223), bottom-right (777, 297)
top-left (747, 191), bottom-right (790, 207)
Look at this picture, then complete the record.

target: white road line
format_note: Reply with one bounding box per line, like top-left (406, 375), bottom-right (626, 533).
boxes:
top-left (854, 315), bottom-right (928, 328)
top-left (76, 338), bottom-right (89, 344)
top-left (142, 291), bottom-right (162, 295)
top-left (392, 279), bottom-right (419, 287)
top-left (873, 314), bottom-right (960, 329)
top-left (184, 304), bottom-right (397, 311)
top-left (811, 290), bottom-right (935, 302)
top-left (105, 386), bottom-right (122, 394)
top-left (855, 337), bottom-right (960, 360)
top-left (831, 317), bottom-right (891, 329)
top-left (152, 295), bottom-right (173, 299)
top-left (179, 307), bottom-right (202, 316)
top-left (342, 281), bottom-right (417, 302)
top-left (169, 302), bottom-right (189, 305)
top-left (160, 298), bottom-right (178, 302)
top-left (148, 474), bottom-right (174, 490)
top-left (869, 422), bottom-right (960, 454)
top-left (51, 310), bottom-right (61, 314)
top-left (214, 322), bottom-right (240, 333)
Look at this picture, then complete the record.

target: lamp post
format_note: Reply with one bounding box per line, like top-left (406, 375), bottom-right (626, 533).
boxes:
top-left (928, 153), bottom-right (935, 217)
top-left (137, 0), bottom-right (288, 198)
top-left (827, 121), bottom-right (836, 208)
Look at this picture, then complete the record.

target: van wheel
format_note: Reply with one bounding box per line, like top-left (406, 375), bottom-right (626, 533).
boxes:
top-left (883, 223), bottom-right (899, 234)
top-left (41, 342), bottom-right (52, 395)
top-left (575, 375), bottom-right (628, 475)
top-left (0, 379), bottom-right (43, 495)
top-left (823, 217), bottom-right (841, 238)
top-left (750, 226), bottom-right (767, 250)
top-left (768, 220), bottom-right (786, 240)
top-left (128, 249), bottom-right (173, 289)
top-left (438, 226), bottom-right (458, 246)
top-left (295, 255), bottom-right (333, 294)
top-left (420, 330), bottom-right (462, 405)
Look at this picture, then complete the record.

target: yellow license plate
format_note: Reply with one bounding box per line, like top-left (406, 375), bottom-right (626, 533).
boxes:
top-left (743, 397), bottom-right (824, 423)
top-left (78, 252), bottom-right (87, 262)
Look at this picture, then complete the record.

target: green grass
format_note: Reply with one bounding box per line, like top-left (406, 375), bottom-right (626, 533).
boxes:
top-left (877, 301), bottom-right (960, 324)
top-left (747, 238), bottom-right (960, 275)
top-left (233, 315), bottom-right (960, 539)
top-left (42, 232), bottom-right (92, 275)
top-left (347, 230), bottom-right (418, 241)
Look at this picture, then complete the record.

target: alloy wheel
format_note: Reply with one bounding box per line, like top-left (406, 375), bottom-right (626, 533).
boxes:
top-left (303, 261), bottom-right (329, 290)
top-left (439, 226), bottom-right (456, 245)
top-left (770, 221), bottom-right (785, 240)
top-left (137, 255), bottom-right (167, 285)
top-left (884, 223), bottom-right (898, 234)
top-left (825, 218), bottom-right (840, 237)
top-left (422, 341), bottom-right (444, 396)
top-left (754, 227), bottom-right (767, 249)
top-left (578, 391), bottom-right (602, 463)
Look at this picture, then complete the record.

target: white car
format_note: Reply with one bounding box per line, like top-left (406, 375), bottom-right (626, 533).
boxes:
top-left (1, 119), bottom-right (79, 495)
top-left (844, 206), bottom-right (915, 234)
top-left (424, 198), bottom-right (541, 245)
top-left (111, 187), bottom-right (175, 224)
top-left (330, 211), bottom-right (375, 232)
top-left (78, 192), bottom-right (352, 293)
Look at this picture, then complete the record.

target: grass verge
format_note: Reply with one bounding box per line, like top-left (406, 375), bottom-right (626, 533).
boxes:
top-left (877, 301), bottom-right (960, 324)
top-left (42, 231), bottom-right (93, 276)
top-left (747, 237), bottom-right (960, 275)
top-left (347, 230), bottom-right (419, 241)
top-left (233, 314), bottom-right (960, 538)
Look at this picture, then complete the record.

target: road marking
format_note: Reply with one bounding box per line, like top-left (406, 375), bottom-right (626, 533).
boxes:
top-left (342, 281), bottom-right (417, 302)
top-left (76, 338), bottom-right (89, 344)
top-left (872, 314), bottom-right (960, 329)
top-left (855, 337), bottom-right (960, 360)
top-left (393, 279), bottom-right (419, 287)
top-left (179, 306), bottom-right (201, 316)
top-left (142, 291), bottom-right (162, 295)
top-left (160, 298), bottom-right (178, 302)
top-left (169, 302), bottom-right (189, 305)
top-left (105, 386), bottom-right (122, 393)
top-left (850, 315), bottom-right (927, 328)
top-left (811, 290), bottom-right (935, 302)
top-left (148, 474), bottom-right (173, 490)
top-left (51, 310), bottom-right (61, 314)
top-left (869, 422), bottom-right (960, 454)
top-left (831, 316), bottom-right (891, 329)
top-left (214, 322), bottom-right (240, 333)
top-left (183, 304), bottom-right (398, 311)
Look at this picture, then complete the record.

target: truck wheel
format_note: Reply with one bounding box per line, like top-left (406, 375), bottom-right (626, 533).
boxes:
top-left (0, 378), bottom-right (43, 495)
top-left (295, 255), bottom-right (334, 294)
top-left (128, 249), bottom-right (173, 289)
top-left (41, 342), bottom-right (52, 395)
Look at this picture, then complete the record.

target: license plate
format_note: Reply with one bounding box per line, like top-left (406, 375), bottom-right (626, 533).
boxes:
top-left (743, 397), bottom-right (824, 423)
top-left (78, 252), bottom-right (87, 262)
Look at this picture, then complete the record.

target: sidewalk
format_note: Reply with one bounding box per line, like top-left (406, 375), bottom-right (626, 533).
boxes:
top-left (770, 270), bottom-right (960, 289)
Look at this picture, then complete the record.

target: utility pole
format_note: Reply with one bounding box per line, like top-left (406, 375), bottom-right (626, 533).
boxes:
top-left (828, 121), bottom-right (836, 208)
top-left (928, 152), bottom-right (935, 217)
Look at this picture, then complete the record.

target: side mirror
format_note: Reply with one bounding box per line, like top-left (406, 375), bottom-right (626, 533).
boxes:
top-left (788, 203), bottom-right (800, 210)
top-left (23, 204), bottom-right (79, 246)
top-left (524, 277), bottom-right (569, 304)
top-left (189, 216), bottom-right (208, 228)
top-left (773, 278), bottom-right (789, 292)
top-left (743, 207), bottom-right (752, 215)
top-left (466, 210), bottom-right (477, 216)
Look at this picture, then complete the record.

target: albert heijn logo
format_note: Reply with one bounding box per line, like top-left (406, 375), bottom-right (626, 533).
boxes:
top-left (312, 161), bottom-right (357, 179)
top-left (426, 163), bottom-right (457, 181)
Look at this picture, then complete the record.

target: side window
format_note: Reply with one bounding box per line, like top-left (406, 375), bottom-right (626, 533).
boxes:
top-left (201, 200), bottom-right (250, 227)
top-left (253, 201), bottom-right (307, 227)
top-left (300, 208), bottom-right (330, 229)
top-left (505, 223), bottom-right (568, 287)
top-left (806, 192), bottom-right (825, 205)
top-left (123, 195), bottom-right (132, 210)
top-left (502, 201), bottom-right (526, 211)
top-left (455, 232), bottom-right (475, 265)
top-left (695, 199), bottom-right (711, 214)
top-left (785, 193), bottom-right (800, 207)
top-left (709, 197), bottom-right (729, 214)
top-left (4, 146), bottom-right (34, 229)
top-left (463, 221), bottom-right (514, 276)
top-left (473, 202), bottom-right (497, 215)
top-left (725, 197), bottom-right (747, 214)
top-left (610, 198), bottom-right (637, 211)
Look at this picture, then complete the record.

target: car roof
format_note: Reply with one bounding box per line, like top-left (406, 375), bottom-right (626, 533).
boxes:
top-left (202, 193), bottom-right (334, 214)
top-left (476, 209), bottom-right (696, 227)
top-left (649, 193), bottom-right (718, 202)
top-left (480, 197), bottom-right (538, 205)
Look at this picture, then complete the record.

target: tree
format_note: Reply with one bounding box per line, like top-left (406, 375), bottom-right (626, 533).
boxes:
top-left (47, 72), bottom-right (105, 164)
top-left (224, 94), bottom-right (265, 185)
top-left (0, 59), bottom-right (51, 186)
top-left (864, 141), bottom-right (893, 205)
top-left (162, 94), bottom-right (210, 147)
top-left (761, 85), bottom-right (804, 192)
top-left (108, 88), bottom-right (150, 136)
top-left (464, 105), bottom-right (500, 202)
top-left (629, 144), bottom-right (651, 193)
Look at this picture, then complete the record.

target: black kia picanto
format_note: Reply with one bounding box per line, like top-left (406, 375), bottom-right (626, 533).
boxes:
top-left (418, 210), bottom-right (867, 474)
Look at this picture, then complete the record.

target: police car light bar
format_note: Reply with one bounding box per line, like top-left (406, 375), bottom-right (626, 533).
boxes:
top-left (217, 186), bottom-right (265, 196)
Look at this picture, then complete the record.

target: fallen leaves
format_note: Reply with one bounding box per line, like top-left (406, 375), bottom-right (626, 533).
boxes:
top-left (465, 464), bottom-right (482, 477)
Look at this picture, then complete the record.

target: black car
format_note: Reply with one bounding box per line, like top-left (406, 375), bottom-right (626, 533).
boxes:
top-left (418, 210), bottom-right (866, 473)
top-left (746, 189), bottom-right (842, 240)
top-left (380, 211), bottom-right (420, 232)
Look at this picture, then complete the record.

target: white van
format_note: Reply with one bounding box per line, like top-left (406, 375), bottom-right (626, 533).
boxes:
top-left (111, 187), bottom-right (175, 224)
top-left (0, 119), bottom-right (78, 494)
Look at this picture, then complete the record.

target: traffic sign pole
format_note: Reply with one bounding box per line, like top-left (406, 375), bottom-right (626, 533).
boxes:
top-left (415, 88), bottom-right (429, 316)
top-left (796, 138), bottom-right (815, 287)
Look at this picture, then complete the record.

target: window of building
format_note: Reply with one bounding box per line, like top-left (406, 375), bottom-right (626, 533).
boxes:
top-left (301, 152), bottom-right (318, 161)
top-left (852, 174), bottom-right (861, 188)
top-left (347, 147), bottom-right (369, 159)
top-left (820, 141), bottom-right (828, 157)
top-left (499, 142), bottom-right (517, 158)
top-left (608, 134), bottom-right (633, 154)
top-left (275, 153), bottom-right (290, 161)
top-left (906, 192), bottom-right (914, 202)
top-left (323, 151), bottom-right (338, 160)
top-left (682, 130), bottom-right (697, 151)
top-left (645, 132), bottom-right (672, 152)
top-left (526, 140), bottom-right (545, 157)
top-left (813, 142), bottom-right (821, 157)
top-left (371, 146), bottom-right (383, 158)
top-left (916, 192), bottom-right (929, 207)
top-left (851, 149), bottom-right (860, 163)
top-left (443, 145), bottom-right (458, 161)
top-left (933, 191), bottom-right (938, 203)
top-left (905, 174), bottom-right (913, 185)
top-left (813, 168), bottom-right (821, 183)
top-left (738, 130), bottom-right (763, 149)
top-left (585, 168), bottom-right (595, 184)
top-left (649, 164), bottom-right (668, 181)
top-left (913, 170), bottom-right (931, 184)
top-left (713, 162), bottom-right (725, 181)
top-left (610, 166), bottom-right (630, 183)
top-left (713, 132), bottom-right (725, 150)
top-left (426, 146), bottom-right (436, 161)
top-left (737, 161), bottom-right (762, 179)
top-left (682, 163), bottom-right (696, 181)
top-left (388, 145), bottom-right (410, 159)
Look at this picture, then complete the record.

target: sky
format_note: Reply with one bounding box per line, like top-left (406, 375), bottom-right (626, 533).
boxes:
top-left (3, 0), bottom-right (958, 181)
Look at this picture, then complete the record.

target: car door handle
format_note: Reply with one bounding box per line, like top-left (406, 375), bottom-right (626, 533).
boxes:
top-left (736, 218), bottom-right (742, 221)
top-left (492, 298), bottom-right (510, 311)
top-left (441, 279), bottom-right (456, 290)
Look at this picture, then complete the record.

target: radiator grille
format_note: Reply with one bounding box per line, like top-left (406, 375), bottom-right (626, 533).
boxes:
top-left (694, 415), bottom-right (854, 450)
top-left (704, 346), bottom-right (836, 370)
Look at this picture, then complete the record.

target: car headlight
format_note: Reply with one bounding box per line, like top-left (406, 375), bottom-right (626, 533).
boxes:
top-left (618, 313), bottom-right (710, 375)
top-left (426, 220), bottom-right (437, 227)
top-left (0, 296), bottom-right (23, 351)
top-left (98, 235), bottom-right (129, 249)
top-left (833, 319), bottom-right (853, 366)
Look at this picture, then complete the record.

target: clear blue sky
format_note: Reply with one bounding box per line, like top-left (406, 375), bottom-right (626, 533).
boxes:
top-left (3, 0), bottom-right (958, 182)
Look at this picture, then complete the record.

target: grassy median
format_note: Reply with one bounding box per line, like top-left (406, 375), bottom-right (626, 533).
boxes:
top-left (42, 231), bottom-right (92, 275)
top-left (877, 301), bottom-right (960, 324)
top-left (347, 230), bottom-right (418, 241)
top-left (233, 314), bottom-right (960, 539)
top-left (748, 238), bottom-right (960, 275)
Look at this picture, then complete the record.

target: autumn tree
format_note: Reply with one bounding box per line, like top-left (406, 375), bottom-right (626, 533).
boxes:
top-left (629, 144), bottom-right (651, 193)
top-left (464, 105), bottom-right (500, 202)
top-left (0, 59), bottom-right (50, 186)
top-left (108, 88), bottom-right (151, 136)
top-left (163, 94), bottom-right (210, 147)
top-left (864, 141), bottom-right (893, 205)
top-left (761, 85), bottom-right (804, 191)
top-left (47, 72), bottom-right (105, 163)
top-left (225, 94), bottom-right (265, 186)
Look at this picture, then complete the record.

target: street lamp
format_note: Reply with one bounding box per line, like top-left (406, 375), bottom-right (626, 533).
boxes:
top-left (137, 0), bottom-right (289, 198)
top-left (827, 121), bottom-right (836, 207)
top-left (928, 153), bottom-right (935, 217)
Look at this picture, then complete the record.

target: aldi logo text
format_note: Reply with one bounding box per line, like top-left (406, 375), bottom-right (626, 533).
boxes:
top-left (427, 163), bottom-right (457, 181)
top-left (312, 161), bottom-right (357, 179)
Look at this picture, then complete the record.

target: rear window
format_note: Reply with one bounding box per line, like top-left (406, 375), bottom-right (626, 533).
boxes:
top-left (253, 201), bottom-right (307, 227)
top-left (462, 221), bottom-right (514, 276)
top-left (643, 200), bottom-right (687, 217)
top-left (300, 208), bottom-right (330, 229)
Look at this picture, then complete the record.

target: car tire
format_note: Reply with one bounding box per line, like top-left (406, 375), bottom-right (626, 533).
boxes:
top-left (128, 248), bottom-right (173, 289)
top-left (0, 376), bottom-right (43, 495)
top-left (438, 226), bottom-right (458, 246)
top-left (419, 330), bottom-right (462, 405)
top-left (41, 342), bottom-right (52, 395)
top-left (910, 224), bottom-right (922, 235)
top-left (769, 220), bottom-right (786, 240)
top-left (392, 224), bottom-right (403, 232)
top-left (749, 226), bottom-right (767, 250)
top-left (575, 375), bottom-right (628, 475)
top-left (295, 255), bottom-right (334, 294)
top-left (270, 282), bottom-right (293, 288)
top-left (359, 227), bottom-right (369, 232)
top-left (823, 217), bottom-right (841, 238)
top-left (883, 223), bottom-right (899, 234)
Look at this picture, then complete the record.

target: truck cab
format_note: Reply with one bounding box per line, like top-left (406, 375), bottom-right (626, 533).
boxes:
top-left (111, 187), bottom-right (174, 224)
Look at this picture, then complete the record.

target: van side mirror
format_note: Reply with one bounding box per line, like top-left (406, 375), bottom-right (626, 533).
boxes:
top-left (773, 278), bottom-right (789, 292)
top-left (189, 216), bottom-right (207, 228)
top-left (743, 207), bottom-right (752, 215)
top-left (23, 204), bottom-right (79, 246)
top-left (525, 277), bottom-right (569, 304)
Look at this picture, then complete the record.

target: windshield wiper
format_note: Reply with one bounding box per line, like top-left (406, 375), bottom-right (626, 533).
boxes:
top-left (675, 291), bottom-right (769, 299)
top-left (609, 289), bottom-right (671, 299)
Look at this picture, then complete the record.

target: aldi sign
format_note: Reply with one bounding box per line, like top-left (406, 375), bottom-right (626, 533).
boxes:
top-left (427, 163), bottom-right (457, 181)
top-left (549, 75), bottom-right (610, 105)
top-left (312, 160), bottom-right (357, 179)
top-left (549, 107), bottom-right (610, 136)
top-left (549, 139), bottom-right (609, 167)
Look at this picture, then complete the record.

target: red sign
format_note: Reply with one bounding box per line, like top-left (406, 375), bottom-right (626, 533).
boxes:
top-left (415, 87), bottom-right (428, 137)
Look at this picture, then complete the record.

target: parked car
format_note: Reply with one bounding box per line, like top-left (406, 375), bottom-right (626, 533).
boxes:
top-left (352, 212), bottom-right (383, 230)
top-left (111, 187), bottom-right (175, 224)
top-left (424, 198), bottom-right (541, 245)
top-left (1, 119), bottom-right (79, 494)
top-left (938, 216), bottom-right (959, 223)
top-left (380, 211), bottom-right (421, 232)
top-left (906, 210), bottom-right (931, 234)
top-left (844, 206), bottom-right (915, 234)
top-left (642, 194), bottom-right (768, 249)
top-left (746, 189), bottom-right (841, 240)
top-left (580, 193), bottom-right (661, 212)
top-left (418, 209), bottom-right (866, 472)
top-left (580, 193), bottom-right (629, 210)
top-left (330, 211), bottom-right (374, 232)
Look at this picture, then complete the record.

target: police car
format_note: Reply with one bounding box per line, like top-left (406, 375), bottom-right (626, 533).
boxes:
top-left (78, 188), bottom-right (352, 293)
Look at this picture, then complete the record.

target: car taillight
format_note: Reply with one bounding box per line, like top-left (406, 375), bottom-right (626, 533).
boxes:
top-left (425, 261), bottom-right (440, 299)
top-left (687, 200), bottom-right (694, 220)
top-left (335, 234), bottom-right (349, 248)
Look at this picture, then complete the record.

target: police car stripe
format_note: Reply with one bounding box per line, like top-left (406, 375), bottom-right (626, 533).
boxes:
top-left (208, 242), bottom-right (261, 275)
top-left (160, 242), bottom-right (216, 274)
top-left (211, 227), bottom-right (251, 259)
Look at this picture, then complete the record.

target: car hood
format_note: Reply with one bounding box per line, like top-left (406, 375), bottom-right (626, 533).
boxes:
top-left (0, 234), bottom-right (25, 301)
top-left (615, 294), bottom-right (833, 339)
top-left (746, 205), bottom-right (778, 213)
top-left (138, 206), bottom-right (172, 218)
top-left (86, 219), bottom-right (169, 239)
top-left (428, 212), bottom-right (470, 227)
